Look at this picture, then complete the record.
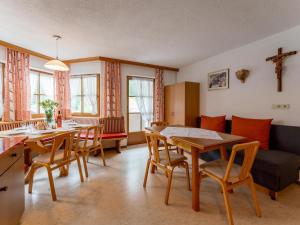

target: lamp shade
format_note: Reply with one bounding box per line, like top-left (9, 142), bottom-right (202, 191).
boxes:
top-left (44, 59), bottom-right (69, 71)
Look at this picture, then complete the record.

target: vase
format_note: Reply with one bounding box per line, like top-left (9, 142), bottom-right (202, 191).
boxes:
top-left (45, 110), bottom-right (54, 124)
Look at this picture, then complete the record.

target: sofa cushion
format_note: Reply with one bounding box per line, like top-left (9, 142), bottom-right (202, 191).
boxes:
top-left (235, 150), bottom-right (300, 191)
top-left (201, 115), bottom-right (226, 132)
top-left (231, 115), bottom-right (272, 150)
top-left (102, 133), bottom-right (127, 139)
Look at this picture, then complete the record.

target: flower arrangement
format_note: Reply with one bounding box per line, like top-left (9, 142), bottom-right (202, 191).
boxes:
top-left (40, 99), bottom-right (59, 123)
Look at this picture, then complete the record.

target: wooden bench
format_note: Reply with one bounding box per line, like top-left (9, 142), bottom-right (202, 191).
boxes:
top-left (99, 117), bottom-right (127, 153)
top-left (70, 116), bottom-right (128, 153)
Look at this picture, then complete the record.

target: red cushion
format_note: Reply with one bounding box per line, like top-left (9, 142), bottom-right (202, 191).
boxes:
top-left (201, 115), bottom-right (226, 132)
top-left (231, 115), bottom-right (272, 150)
top-left (102, 133), bottom-right (127, 139)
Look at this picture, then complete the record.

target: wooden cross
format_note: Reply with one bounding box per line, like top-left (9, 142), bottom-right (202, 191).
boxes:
top-left (266, 47), bottom-right (297, 92)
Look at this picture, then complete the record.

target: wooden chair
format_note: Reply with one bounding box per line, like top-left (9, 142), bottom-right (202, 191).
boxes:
top-left (26, 131), bottom-right (84, 201)
top-left (77, 125), bottom-right (106, 178)
top-left (143, 132), bottom-right (191, 205)
top-left (150, 121), bottom-right (168, 127)
top-left (0, 119), bottom-right (44, 131)
top-left (200, 141), bottom-right (261, 225)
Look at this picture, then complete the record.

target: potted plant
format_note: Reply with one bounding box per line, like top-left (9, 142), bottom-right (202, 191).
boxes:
top-left (40, 99), bottom-right (59, 124)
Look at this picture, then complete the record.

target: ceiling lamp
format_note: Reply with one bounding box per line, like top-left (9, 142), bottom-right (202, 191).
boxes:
top-left (44, 35), bottom-right (69, 71)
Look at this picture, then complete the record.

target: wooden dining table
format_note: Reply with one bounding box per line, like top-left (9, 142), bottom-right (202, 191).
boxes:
top-left (145, 125), bottom-right (246, 212)
top-left (0, 124), bottom-right (93, 181)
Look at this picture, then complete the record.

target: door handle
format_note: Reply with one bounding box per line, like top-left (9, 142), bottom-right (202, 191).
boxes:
top-left (11, 153), bottom-right (17, 157)
top-left (0, 186), bottom-right (8, 192)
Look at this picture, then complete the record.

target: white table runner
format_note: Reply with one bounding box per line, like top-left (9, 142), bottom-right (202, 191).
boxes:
top-left (160, 127), bottom-right (223, 140)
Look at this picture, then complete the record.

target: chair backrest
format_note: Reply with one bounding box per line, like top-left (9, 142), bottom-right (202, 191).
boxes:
top-left (224, 141), bottom-right (260, 182)
top-left (49, 132), bottom-right (73, 164)
top-left (145, 132), bottom-right (170, 165)
top-left (25, 131), bottom-right (74, 164)
top-left (99, 116), bottom-right (125, 134)
top-left (77, 124), bottom-right (103, 147)
top-left (150, 121), bottom-right (168, 127)
top-left (0, 119), bottom-right (44, 131)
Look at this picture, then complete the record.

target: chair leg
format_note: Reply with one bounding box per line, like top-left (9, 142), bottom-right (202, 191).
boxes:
top-left (165, 169), bottom-right (174, 205)
top-left (46, 166), bottom-right (57, 201)
top-left (76, 154), bottom-right (84, 183)
top-left (184, 162), bottom-right (191, 191)
top-left (221, 184), bottom-right (234, 225)
top-left (82, 153), bottom-right (89, 178)
top-left (99, 145), bottom-right (106, 166)
top-left (143, 159), bottom-right (151, 188)
top-left (28, 165), bottom-right (36, 194)
top-left (249, 176), bottom-right (262, 217)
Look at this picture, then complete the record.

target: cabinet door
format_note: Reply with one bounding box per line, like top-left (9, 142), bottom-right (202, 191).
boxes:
top-left (172, 83), bottom-right (185, 125)
top-left (185, 82), bottom-right (200, 127)
top-left (0, 157), bottom-right (24, 225)
top-left (164, 85), bottom-right (174, 124)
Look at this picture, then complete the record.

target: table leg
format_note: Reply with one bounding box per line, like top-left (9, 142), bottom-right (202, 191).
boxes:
top-left (220, 145), bottom-right (228, 160)
top-left (191, 146), bottom-right (200, 212)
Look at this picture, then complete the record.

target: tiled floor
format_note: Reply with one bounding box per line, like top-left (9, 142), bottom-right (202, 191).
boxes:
top-left (21, 145), bottom-right (300, 225)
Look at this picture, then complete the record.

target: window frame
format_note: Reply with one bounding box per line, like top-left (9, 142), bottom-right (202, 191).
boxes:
top-left (30, 69), bottom-right (55, 118)
top-left (0, 63), bottom-right (4, 120)
top-left (70, 74), bottom-right (100, 117)
top-left (127, 75), bottom-right (155, 133)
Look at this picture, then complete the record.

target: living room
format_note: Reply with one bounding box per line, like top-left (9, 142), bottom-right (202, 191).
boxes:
top-left (0, 1), bottom-right (299, 225)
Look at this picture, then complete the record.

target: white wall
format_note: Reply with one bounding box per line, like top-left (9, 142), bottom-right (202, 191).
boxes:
top-left (177, 25), bottom-right (300, 126)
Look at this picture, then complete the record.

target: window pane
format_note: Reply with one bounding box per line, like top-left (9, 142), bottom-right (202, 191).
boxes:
top-left (71, 96), bottom-right (81, 113)
top-left (30, 72), bottom-right (39, 113)
top-left (40, 74), bottom-right (54, 113)
top-left (70, 77), bottom-right (82, 113)
top-left (70, 77), bottom-right (81, 96)
top-left (128, 78), bottom-right (154, 132)
top-left (83, 76), bottom-right (97, 114)
top-left (129, 113), bottom-right (141, 132)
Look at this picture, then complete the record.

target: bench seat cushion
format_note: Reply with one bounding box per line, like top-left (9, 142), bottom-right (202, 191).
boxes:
top-left (102, 133), bottom-right (127, 139)
top-left (235, 150), bottom-right (300, 191)
top-left (79, 132), bottom-right (128, 140)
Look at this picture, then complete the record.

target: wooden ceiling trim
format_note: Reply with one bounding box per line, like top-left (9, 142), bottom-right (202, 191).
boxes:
top-left (0, 40), bottom-right (54, 60)
top-left (64, 56), bottom-right (179, 72)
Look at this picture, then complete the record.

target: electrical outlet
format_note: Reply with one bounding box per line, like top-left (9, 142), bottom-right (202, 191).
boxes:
top-left (272, 104), bottom-right (290, 109)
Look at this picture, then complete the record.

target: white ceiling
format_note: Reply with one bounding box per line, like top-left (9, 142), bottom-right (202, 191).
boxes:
top-left (1, 0), bottom-right (300, 68)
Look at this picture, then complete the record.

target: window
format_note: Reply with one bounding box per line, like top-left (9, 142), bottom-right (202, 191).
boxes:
top-left (0, 63), bottom-right (4, 118)
top-left (30, 70), bottom-right (55, 114)
top-left (128, 76), bottom-right (154, 132)
top-left (70, 74), bottom-right (100, 116)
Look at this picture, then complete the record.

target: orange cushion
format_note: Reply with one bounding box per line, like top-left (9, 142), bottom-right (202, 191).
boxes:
top-left (231, 116), bottom-right (272, 150)
top-left (201, 115), bottom-right (226, 132)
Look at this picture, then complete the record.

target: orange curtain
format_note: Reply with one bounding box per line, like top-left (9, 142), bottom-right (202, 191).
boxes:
top-left (54, 71), bottom-right (71, 119)
top-left (3, 48), bottom-right (31, 121)
top-left (154, 68), bottom-right (164, 121)
top-left (103, 61), bottom-right (121, 117)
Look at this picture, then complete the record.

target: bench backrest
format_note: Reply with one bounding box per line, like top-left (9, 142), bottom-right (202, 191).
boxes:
top-left (69, 116), bottom-right (100, 126)
top-left (197, 117), bottom-right (300, 155)
top-left (0, 119), bottom-right (44, 131)
top-left (99, 117), bottom-right (125, 134)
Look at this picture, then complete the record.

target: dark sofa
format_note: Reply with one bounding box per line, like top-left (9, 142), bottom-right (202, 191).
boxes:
top-left (198, 119), bottom-right (300, 200)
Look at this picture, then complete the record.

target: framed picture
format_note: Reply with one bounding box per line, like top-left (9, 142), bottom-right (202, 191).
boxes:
top-left (208, 69), bottom-right (229, 90)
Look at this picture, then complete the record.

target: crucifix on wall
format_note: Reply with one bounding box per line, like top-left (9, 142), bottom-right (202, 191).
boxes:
top-left (266, 47), bottom-right (297, 92)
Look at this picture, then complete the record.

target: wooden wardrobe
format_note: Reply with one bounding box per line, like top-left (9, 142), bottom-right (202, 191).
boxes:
top-left (164, 82), bottom-right (200, 127)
